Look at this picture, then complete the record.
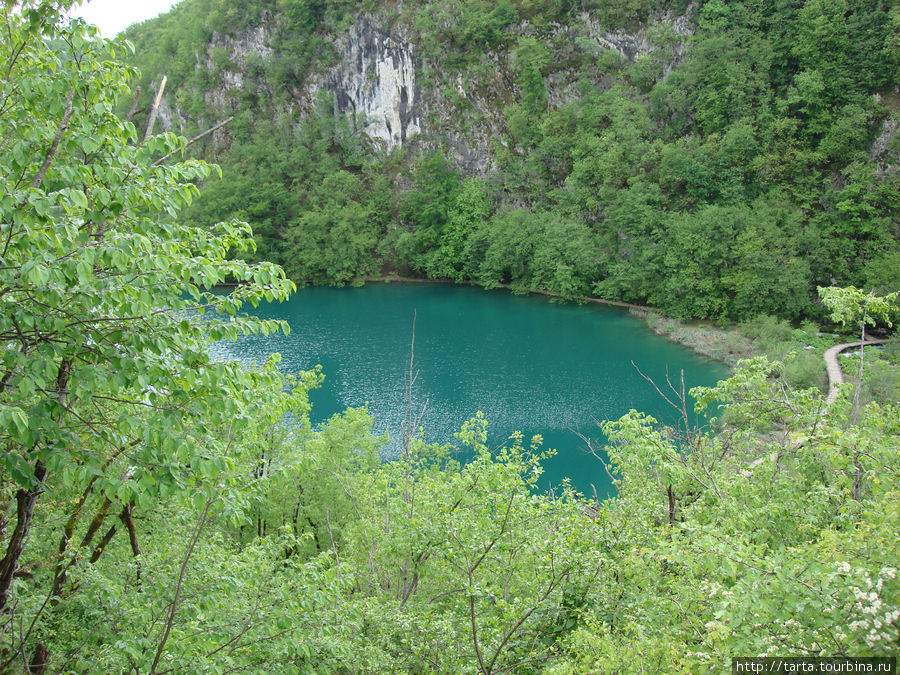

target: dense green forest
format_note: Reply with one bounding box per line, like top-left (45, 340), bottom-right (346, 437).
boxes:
top-left (121, 0), bottom-right (900, 321)
top-left (1, 1), bottom-right (899, 673)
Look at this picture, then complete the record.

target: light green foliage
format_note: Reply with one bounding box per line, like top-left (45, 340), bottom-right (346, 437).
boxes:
top-left (553, 358), bottom-right (900, 670)
top-left (862, 356), bottom-right (900, 405)
top-left (28, 354), bottom-right (895, 670)
top-left (819, 285), bottom-right (900, 412)
top-left (883, 334), bottom-right (900, 365)
top-left (818, 285), bottom-right (900, 334)
top-left (46, 512), bottom-right (355, 672)
top-left (339, 415), bottom-right (605, 672)
top-left (0, 2), bottom-right (297, 667)
top-left (0, 1), bottom-right (289, 505)
top-left (37, 370), bottom-right (381, 671)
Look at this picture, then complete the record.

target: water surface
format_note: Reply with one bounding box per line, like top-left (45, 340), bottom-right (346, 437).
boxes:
top-left (210, 284), bottom-right (728, 497)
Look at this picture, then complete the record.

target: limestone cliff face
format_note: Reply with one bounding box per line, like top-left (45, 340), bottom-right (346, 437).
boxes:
top-left (153, 22), bottom-right (275, 138)
top-left (320, 17), bottom-right (421, 150)
top-left (165, 12), bottom-right (423, 152)
top-left (153, 7), bottom-right (695, 173)
top-left (580, 6), bottom-right (694, 70)
top-left (204, 24), bottom-right (274, 111)
top-left (869, 114), bottom-right (900, 178)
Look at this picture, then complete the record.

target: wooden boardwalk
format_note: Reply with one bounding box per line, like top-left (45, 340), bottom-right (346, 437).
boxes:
top-left (742, 337), bottom-right (886, 476)
top-left (823, 338), bottom-right (886, 406)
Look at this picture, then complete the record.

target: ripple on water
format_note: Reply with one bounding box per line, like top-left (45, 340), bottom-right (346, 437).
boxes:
top-left (208, 284), bottom-right (729, 497)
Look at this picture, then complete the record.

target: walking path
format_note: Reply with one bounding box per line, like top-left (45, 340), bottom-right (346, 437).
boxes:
top-left (823, 338), bottom-right (886, 406)
top-left (743, 337), bottom-right (886, 475)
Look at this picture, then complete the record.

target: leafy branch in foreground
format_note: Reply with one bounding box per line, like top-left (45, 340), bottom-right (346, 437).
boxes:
top-left (0, 2), bottom-right (292, 668)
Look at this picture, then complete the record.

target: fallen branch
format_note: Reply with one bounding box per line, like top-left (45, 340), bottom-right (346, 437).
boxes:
top-left (152, 115), bottom-right (235, 167)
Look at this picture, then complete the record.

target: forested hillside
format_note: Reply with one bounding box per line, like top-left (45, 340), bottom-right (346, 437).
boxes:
top-left (1, 2), bottom-right (899, 673)
top-left (122, 0), bottom-right (900, 320)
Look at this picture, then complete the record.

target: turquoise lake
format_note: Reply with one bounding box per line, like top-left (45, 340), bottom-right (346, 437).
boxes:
top-left (210, 283), bottom-right (729, 497)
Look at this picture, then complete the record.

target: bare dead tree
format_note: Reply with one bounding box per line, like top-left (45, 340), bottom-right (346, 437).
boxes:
top-left (631, 361), bottom-right (699, 450)
top-left (152, 115), bottom-right (235, 167)
top-left (143, 76), bottom-right (167, 142)
top-left (401, 310), bottom-right (429, 459)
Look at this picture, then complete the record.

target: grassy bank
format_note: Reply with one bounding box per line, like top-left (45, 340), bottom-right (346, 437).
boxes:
top-left (632, 309), bottom-right (900, 406)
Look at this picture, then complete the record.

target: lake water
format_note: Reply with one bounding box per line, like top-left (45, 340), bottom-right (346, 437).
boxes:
top-left (210, 283), bottom-right (728, 497)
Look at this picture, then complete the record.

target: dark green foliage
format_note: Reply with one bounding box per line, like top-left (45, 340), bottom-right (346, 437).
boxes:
top-left (415, 0), bottom-right (519, 69)
top-left (468, 208), bottom-right (538, 288)
top-left (285, 169), bottom-right (387, 283)
top-left (124, 0), bottom-right (900, 317)
top-left (433, 178), bottom-right (495, 282)
top-left (866, 251), bottom-right (900, 294)
top-left (401, 152), bottom-right (464, 276)
top-left (186, 93), bottom-right (392, 283)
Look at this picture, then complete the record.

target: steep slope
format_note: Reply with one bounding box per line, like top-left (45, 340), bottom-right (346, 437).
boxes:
top-left (124, 0), bottom-right (900, 320)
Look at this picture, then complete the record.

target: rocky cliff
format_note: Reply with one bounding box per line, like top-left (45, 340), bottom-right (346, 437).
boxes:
top-left (140, 3), bottom-right (697, 174)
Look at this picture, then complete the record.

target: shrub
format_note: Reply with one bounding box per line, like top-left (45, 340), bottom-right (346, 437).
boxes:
top-left (782, 350), bottom-right (826, 391)
top-left (882, 334), bottom-right (900, 365)
top-left (739, 314), bottom-right (793, 347)
top-left (862, 359), bottom-right (900, 405)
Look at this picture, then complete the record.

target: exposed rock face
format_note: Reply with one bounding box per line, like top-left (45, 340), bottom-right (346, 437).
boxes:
top-left (869, 115), bottom-right (899, 177)
top-left (156, 96), bottom-right (187, 136)
top-left (154, 23), bottom-right (273, 136)
top-left (321, 18), bottom-right (420, 151)
top-left (205, 24), bottom-right (273, 112)
top-left (580, 5), bottom-right (695, 67)
top-left (153, 7), bottom-right (695, 172)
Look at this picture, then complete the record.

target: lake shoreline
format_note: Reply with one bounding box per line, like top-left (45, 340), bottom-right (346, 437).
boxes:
top-left (227, 275), bottom-right (764, 369)
top-left (362, 275), bottom-right (745, 368)
top-left (211, 281), bottom-right (729, 496)
top-left (364, 275), bottom-right (653, 311)
top-left (627, 309), bottom-right (755, 367)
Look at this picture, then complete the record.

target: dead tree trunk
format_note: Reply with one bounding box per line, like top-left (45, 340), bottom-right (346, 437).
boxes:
top-left (143, 76), bottom-right (167, 142)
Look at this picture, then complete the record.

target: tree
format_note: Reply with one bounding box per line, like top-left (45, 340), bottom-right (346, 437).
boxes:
top-left (555, 357), bottom-right (900, 670)
top-left (342, 415), bottom-right (604, 673)
top-left (433, 178), bottom-right (493, 282)
top-left (0, 2), bottom-right (292, 665)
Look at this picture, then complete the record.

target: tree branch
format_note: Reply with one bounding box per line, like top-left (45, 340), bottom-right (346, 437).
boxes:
top-left (149, 498), bottom-right (211, 674)
top-left (30, 88), bottom-right (75, 189)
